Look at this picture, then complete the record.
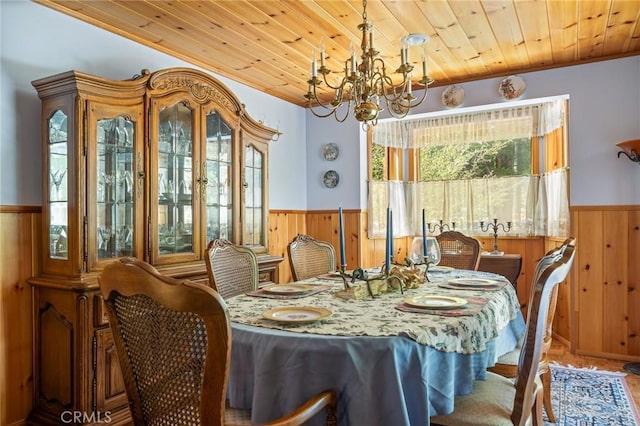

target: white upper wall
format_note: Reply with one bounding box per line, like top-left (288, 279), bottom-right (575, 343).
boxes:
top-left (305, 56), bottom-right (640, 208)
top-left (0, 0), bottom-right (307, 209)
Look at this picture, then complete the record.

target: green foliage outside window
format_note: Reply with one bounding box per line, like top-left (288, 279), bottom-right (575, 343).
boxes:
top-left (371, 143), bottom-right (385, 181)
top-left (419, 138), bottom-right (531, 181)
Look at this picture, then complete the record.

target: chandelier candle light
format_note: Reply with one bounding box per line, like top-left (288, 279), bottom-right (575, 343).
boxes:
top-left (305, 0), bottom-right (434, 129)
top-left (480, 218), bottom-right (512, 255)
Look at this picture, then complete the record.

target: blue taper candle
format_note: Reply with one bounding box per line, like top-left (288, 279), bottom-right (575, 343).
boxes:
top-left (390, 209), bottom-right (394, 263)
top-left (385, 206), bottom-right (391, 271)
top-left (422, 209), bottom-right (427, 256)
top-left (338, 206), bottom-right (346, 268)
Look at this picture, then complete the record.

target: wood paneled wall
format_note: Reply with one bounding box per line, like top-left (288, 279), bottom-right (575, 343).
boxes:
top-left (1, 207), bottom-right (40, 426)
top-left (268, 210), bottom-right (308, 284)
top-left (571, 206), bottom-right (640, 360)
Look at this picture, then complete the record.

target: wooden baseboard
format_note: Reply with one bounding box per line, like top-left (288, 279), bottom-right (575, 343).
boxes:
top-left (574, 349), bottom-right (640, 363)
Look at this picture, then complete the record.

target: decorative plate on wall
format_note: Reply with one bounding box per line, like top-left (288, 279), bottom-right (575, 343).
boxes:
top-left (499, 75), bottom-right (526, 100)
top-left (323, 143), bottom-right (339, 160)
top-left (323, 170), bottom-right (340, 188)
top-left (441, 85), bottom-right (465, 108)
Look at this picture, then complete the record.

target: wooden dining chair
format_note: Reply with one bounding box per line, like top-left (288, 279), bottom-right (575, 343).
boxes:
top-left (436, 231), bottom-right (482, 270)
top-left (287, 234), bottom-right (337, 281)
top-left (205, 239), bottom-right (258, 299)
top-left (99, 257), bottom-right (338, 426)
top-left (488, 237), bottom-right (576, 423)
top-left (431, 238), bottom-right (576, 426)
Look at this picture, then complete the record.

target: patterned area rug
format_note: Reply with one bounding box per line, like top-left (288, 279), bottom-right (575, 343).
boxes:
top-left (545, 364), bottom-right (640, 425)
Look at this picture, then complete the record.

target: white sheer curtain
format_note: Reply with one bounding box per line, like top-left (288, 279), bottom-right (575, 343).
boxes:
top-left (367, 181), bottom-right (411, 238)
top-left (538, 168), bottom-right (570, 237)
top-left (368, 97), bottom-right (568, 239)
top-left (373, 98), bottom-right (566, 148)
top-left (369, 176), bottom-right (539, 238)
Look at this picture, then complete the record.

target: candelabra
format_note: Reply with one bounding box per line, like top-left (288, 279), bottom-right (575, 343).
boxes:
top-left (427, 220), bottom-right (456, 234)
top-left (480, 218), bottom-right (512, 255)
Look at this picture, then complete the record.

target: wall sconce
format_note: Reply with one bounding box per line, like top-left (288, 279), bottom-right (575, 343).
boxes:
top-left (616, 139), bottom-right (640, 164)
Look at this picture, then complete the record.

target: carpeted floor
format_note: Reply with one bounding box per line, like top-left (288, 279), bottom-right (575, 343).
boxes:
top-left (545, 364), bottom-right (640, 425)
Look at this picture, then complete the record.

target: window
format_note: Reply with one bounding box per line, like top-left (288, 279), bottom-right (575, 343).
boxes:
top-left (367, 96), bottom-right (568, 239)
top-left (418, 137), bottom-right (532, 181)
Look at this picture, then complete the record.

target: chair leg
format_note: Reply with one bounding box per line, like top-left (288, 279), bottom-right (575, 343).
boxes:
top-left (542, 369), bottom-right (555, 423)
top-left (532, 385), bottom-right (544, 426)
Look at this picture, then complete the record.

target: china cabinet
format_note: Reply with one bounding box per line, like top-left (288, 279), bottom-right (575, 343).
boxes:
top-left (28, 68), bottom-right (280, 425)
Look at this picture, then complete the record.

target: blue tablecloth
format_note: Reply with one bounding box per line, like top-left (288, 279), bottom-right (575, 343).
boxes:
top-left (227, 312), bottom-right (525, 425)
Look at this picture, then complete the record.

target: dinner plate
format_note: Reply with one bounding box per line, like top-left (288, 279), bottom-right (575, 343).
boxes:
top-left (262, 284), bottom-right (315, 295)
top-left (262, 306), bottom-right (332, 323)
top-left (403, 295), bottom-right (467, 309)
top-left (448, 278), bottom-right (500, 287)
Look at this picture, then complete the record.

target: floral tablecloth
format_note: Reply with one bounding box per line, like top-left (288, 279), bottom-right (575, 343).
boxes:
top-left (226, 269), bottom-right (521, 355)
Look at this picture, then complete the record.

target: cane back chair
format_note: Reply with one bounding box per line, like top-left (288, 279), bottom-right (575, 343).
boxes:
top-left (488, 237), bottom-right (576, 422)
top-left (287, 234), bottom-right (337, 281)
top-left (205, 239), bottom-right (258, 299)
top-left (99, 257), bottom-right (337, 426)
top-left (436, 231), bottom-right (482, 270)
top-left (431, 239), bottom-right (576, 426)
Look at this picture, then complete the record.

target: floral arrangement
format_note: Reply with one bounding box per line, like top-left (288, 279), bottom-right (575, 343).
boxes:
top-left (387, 265), bottom-right (425, 290)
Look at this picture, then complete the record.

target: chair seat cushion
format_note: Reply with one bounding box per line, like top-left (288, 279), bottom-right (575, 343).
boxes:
top-left (225, 407), bottom-right (253, 425)
top-left (497, 347), bottom-right (520, 365)
top-left (430, 372), bottom-right (515, 426)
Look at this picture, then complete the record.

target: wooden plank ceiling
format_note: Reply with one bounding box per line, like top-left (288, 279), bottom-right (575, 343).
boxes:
top-left (35, 0), bottom-right (640, 107)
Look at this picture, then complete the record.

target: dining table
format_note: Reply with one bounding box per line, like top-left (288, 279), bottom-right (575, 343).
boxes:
top-left (224, 266), bottom-right (525, 426)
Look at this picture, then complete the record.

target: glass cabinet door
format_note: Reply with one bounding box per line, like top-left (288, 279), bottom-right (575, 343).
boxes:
top-left (156, 102), bottom-right (195, 257)
top-left (205, 111), bottom-right (233, 243)
top-left (88, 101), bottom-right (144, 270)
top-left (244, 144), bottom-right (264, 247)
top-left (96, 116), bottom-right (135, 261)
top-left (48, 110), bottom-right (69, 259)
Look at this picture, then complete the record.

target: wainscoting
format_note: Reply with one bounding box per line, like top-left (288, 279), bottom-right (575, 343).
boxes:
top-left (0, 206), bottom-right (40, 425)
top-left (571, 206), bottom-right (640, 360)
top-left (2, 205), bottom-right (638, 424)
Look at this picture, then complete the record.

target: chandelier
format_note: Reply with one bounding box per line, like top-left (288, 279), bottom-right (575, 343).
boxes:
top-left (305, 0), bottom-right (434, 129)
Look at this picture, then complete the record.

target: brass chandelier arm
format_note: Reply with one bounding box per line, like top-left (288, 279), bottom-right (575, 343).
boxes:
top-left (307, 91), bottom-right (352, 123)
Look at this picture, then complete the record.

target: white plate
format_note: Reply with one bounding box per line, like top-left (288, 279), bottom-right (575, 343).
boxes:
top-left (403, 295), bottom-right (467, 309)
top-left (322, 143), bottom-right (339, 161)
top-left (262, 284), bottom-right (315, 295)
top-left (323, 170), bottom-right (340, 188)
top-left (262, 306), bottom-right (332, 323)
top-left (448, 278), bottom-right (500, 287)
top-left (430, 265), bottom-right (454, 272)
top-left (441, 85), bottom-right (465, 108)
top-left (499, 75), bottom-right (526, 100)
